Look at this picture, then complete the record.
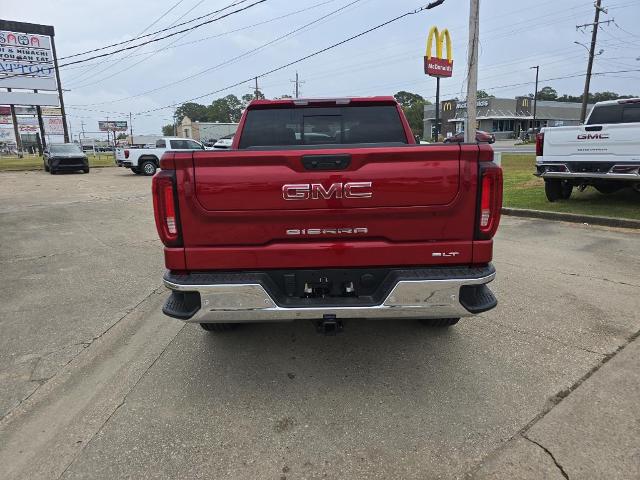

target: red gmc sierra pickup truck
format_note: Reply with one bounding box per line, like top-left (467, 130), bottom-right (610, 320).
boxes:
top-left (152, 97), bottom-right (502, 334)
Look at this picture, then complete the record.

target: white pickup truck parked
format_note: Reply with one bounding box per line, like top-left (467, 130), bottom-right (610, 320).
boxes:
top-left (535, 98), bottom-right (640, 201)
top-left (115, 137), bottom-right (207, 176)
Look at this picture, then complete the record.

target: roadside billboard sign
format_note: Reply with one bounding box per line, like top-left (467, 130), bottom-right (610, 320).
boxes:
top-left (98, 120), bottom-right (127, 132)
top-left (41, 106), bottom-right (61, 116)
top-left (0, 30), bottom-right (57, 90)
top-left (45, 116), bottom-right (64, 135)
top-left (424, 26), bottom-right (453, 78)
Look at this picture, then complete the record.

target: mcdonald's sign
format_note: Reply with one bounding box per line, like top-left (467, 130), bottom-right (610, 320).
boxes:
top-left (522, 98), bottom-right (529, 107)
top-left (442, 102), bottom-right (454, 112)
top-left (424, 26), bottom-right (453, 78)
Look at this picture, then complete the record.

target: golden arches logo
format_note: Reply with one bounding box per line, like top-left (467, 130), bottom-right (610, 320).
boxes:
top-left (424, 26), bottom-right (453, 78)
top-left (442, 102), bottom-right (453, 112)
top-left (522, 98), bottom-right (529, 107)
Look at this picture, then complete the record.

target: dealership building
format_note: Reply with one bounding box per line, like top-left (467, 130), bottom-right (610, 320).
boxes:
top-left (423, 97), bottom-right (590, 140)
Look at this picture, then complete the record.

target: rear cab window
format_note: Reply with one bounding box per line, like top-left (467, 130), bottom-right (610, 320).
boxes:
top-left (156, 139), bottom-right (167, 148)
top-left (238, 104), bottom-right (408, 149)
top-left (587, 102), bottom-right (640, 125)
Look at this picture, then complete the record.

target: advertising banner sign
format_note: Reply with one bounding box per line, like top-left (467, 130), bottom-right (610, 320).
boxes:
top-left (0, 30), bottom-right (56, 90)
top-left (45, 116), bottom-right (64, 135)
top-left (98, 120), bottom-right (127, 132)
top-left (424, 27), bottom-right (453, 78)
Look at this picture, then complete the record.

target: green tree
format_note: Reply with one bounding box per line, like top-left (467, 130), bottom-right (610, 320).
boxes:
top-left (161, 124), bottom-right (175, 136)
top-left (477, 90), bottom-right (494, 98)
top-left (536, 86), bottom-right (558, 101)
top-left (174, 102), bottom-right (208, 123)
top-left (242, 90), bottom-right (266, 106)
top-left (116, 133), bottom-right (127, 140)
top-left (207, 94), bottom-right (243, 122)
top-left (394, 91), bottom-right (430, 138)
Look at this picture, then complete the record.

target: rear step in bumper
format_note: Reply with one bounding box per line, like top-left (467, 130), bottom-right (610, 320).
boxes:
top-left (162, 265), bottom-right (497, 323)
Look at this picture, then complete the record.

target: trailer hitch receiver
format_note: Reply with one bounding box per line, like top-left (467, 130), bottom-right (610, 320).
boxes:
top-left (315, 314), bottom-right (343, 335)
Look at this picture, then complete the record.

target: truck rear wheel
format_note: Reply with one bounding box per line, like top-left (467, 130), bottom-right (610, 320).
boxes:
top-left (420, 318), bottom-right (460, 327)
top-left (545, 179), bottom-right (572, 202)
top-left (200, 323), bottom-right (238, 332)
top-left (140, 160), bottom-right (157, 176)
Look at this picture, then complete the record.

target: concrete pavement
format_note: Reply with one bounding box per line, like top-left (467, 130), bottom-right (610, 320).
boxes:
top-left (0, 168), bottom-right (638, 479)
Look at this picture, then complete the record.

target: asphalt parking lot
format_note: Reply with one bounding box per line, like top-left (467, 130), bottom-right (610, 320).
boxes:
top-left (0, 167), bottom-right (639, 480)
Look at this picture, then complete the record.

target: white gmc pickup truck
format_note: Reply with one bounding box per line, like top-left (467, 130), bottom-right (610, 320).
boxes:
top-left (535, 98), bottom-right (640, 201)
top-left (115, 137), bottom-right (207, 176)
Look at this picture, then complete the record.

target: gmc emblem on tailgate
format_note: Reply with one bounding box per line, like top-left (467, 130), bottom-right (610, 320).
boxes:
top-left (282, 182), bottom-right (373, 200)
top-left (577, 133), bottom-right (610, 140)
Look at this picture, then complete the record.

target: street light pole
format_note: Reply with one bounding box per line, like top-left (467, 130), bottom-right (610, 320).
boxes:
top-left (530, 65), bottom-right (539, 133)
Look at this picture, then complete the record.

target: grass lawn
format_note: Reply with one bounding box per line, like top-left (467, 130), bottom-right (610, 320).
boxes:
top-left (0, 154), bottom-right (116, 171)
top-left (501, 154), bottom-right (640, 220)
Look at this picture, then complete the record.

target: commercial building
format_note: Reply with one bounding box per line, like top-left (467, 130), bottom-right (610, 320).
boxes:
top-left (423, 97), bottom-right (591, 140)
top-left (178, 117), bottom-right (238, 144)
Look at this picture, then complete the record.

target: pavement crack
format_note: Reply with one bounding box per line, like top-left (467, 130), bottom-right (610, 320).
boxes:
top-left (0, 285), bottom-right (164, 424)
top-left (496, 260), bottom-right (640, 289)
top-left (483, 316), bottom-right (607, 357)
top-left (54, 321), bottom-right (184, 480)
top-left (524, 436), bottom-right (569, 479)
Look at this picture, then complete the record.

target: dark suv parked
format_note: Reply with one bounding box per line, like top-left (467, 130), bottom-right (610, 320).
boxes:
top-left (44, 144), bottom-right (89, 174)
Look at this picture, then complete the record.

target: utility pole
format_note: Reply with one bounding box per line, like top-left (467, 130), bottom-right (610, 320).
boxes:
top-left (578, 0), bottom-right (607, 122)
top-left (129, 112), bottom-right (133, 145)
top-left (254, 76), bottom-right (260, 99)
top-left (290, 71), bottom-right (305, 98)
top-left (465, 0), bottom-right (480, 143)
top-left (530, 65), bottom-right (539, 133)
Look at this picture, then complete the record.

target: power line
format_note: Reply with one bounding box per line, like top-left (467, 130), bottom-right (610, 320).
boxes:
top-left (66, 0), bottom-right (194, 87)
top-left (68, 0), bottom-right (210, 89)
top-left (136, 0), bottom-right (448, 114)
top-left (59, 0), bottom-right (254, 60)
top-left (62, 1), bottom-right (338, 78)
top-left (70, 0), bottom-right (363, 107)
top-left (0, 0), bottom-right (268, 82)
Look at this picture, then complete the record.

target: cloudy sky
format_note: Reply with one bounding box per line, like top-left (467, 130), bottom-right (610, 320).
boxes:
top-left (4, 0), bottom-right (640, 137)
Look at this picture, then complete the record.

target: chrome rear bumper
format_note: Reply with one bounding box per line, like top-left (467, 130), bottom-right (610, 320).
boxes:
top-left (536, 163), bottom-right (640, 181)
top-left (162, 266), bottom-right (497, 323)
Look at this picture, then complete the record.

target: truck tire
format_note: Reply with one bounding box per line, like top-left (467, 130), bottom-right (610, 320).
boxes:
top-left (544, 179), bottom-right (572, 202)
top-left (83, 167), bottom-right (90, 174)
top-left (140, 159), bottom-right (157, 176)
top-left (200, 323), bottom-right (238, 332)
top-left (420, 318), bottom-right (460, 327)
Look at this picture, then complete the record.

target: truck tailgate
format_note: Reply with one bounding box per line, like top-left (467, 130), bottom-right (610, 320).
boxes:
top-left (543, 123), bottom-right (640, 162)
top-left (175, 145), bottom-right (482, 270)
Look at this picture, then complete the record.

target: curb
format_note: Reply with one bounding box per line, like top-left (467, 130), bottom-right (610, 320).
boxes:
top-left (502, 207), bottom-right (640, 230)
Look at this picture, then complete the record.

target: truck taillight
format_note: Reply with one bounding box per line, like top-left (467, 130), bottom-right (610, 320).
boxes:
top-left (535, 132), bottom-right (544, 156)
top-left (124, 149), bottom-right (130, 159)
top-left (476, 162), bottom-right (503, 240)
top-left (152, 171), bottom-right (182, 247)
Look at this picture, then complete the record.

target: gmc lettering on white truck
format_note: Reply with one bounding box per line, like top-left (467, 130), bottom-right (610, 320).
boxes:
top-left (535, 98), bottom-right (640, 201)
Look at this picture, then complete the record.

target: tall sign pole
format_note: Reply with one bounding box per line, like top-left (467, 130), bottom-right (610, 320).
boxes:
top-left (49, 35), bottom-right (69, 142)
top-left (465, 0), bottom-right (480, 143)
top-left (7, 88), bottom-right (22, 157)
top-left (424, 26), bottom-right (453, 142)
